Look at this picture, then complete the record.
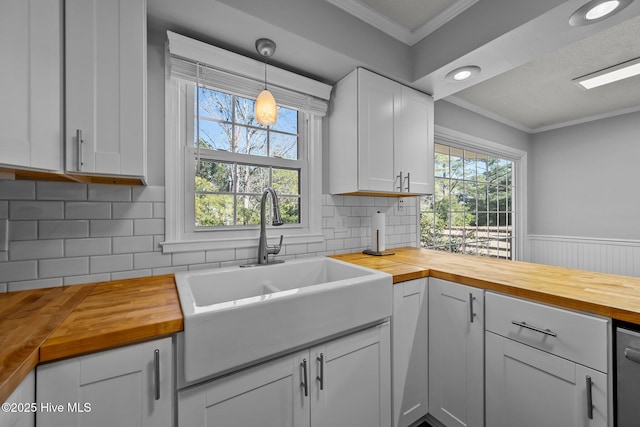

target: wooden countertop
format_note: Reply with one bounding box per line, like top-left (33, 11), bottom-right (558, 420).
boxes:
top-left (334, 247), bottom-right (640, 324)
top-left (5, 247), bottom-right (640, 403)
top-left (0, 275), bottom-right (183, 403)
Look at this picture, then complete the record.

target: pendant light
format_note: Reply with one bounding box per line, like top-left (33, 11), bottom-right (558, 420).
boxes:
top-left (255, 38), bottom-right (277, 127)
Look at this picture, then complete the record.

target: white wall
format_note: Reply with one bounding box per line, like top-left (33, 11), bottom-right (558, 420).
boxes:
top-left (530, 111), bottom-right (640, 239)
top-left (528, 111), bottom-right (640, 275)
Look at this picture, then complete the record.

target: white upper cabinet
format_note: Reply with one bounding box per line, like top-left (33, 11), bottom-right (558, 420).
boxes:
top-left (329, 68), bottom-right (434, 195)
top-left (65, 0), bottom-right (147, 182)
top-left (0, 0), bottom-right (63, 173)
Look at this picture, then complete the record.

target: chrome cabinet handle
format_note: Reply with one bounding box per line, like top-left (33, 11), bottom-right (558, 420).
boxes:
top-left (469, 293), bottom-right (476, 323)
top-left (396, 171), bottom-right (404, 192)
top-left (316, 353), bottom-right (324, 390)
top-left (586, 375), bottom-right (593, 420)
top-left (301, 359), bottom-right (308, 397)
top-left (624, 347), bottom-right (640, 364)
top-left (76, 129), bottom-right (84, 171)
top-left (511, 320), bottom-right (557, 337)
top-left (154, 349), bottom-right (160, 401)
top-left (405, 172), bottom-right (410, 192)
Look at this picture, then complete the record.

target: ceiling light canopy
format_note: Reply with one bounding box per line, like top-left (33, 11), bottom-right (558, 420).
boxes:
top-left (569, 0), bottom-right (633, 26)
top-left (255, 38), bottom-right (278, 127)
top-left (446, 66), bottom-right (481, 82)
top-left (573, 57), bottom-right (640, 89)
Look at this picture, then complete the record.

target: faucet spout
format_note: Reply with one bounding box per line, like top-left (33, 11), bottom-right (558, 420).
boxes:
top-left (258, 188), bottom-right (284, 265)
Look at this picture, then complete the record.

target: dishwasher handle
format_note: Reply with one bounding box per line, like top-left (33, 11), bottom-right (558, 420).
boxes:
top-left (624, 347), bottom-right (640, 364)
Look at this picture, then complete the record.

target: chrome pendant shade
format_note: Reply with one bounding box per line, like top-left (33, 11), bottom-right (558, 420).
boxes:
top-left (255, 38), bottom-right (277, 127)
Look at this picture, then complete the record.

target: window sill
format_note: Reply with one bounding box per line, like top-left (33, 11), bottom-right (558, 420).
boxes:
top-left (160, 233), bottom-right (325, 254)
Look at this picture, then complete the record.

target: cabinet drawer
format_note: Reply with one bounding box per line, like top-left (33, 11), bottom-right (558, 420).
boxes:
top-left (485, 292), bottom-right (609, 372)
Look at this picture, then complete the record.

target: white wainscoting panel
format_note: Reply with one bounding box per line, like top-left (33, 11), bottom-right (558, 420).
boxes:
top-left (527, 235), bottom-right (640, 278)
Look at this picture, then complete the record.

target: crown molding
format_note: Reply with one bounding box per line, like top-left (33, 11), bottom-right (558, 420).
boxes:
top-left (325, 0), bottom-right (477, 46)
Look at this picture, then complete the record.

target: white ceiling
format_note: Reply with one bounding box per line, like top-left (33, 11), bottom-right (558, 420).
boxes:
top-left (148, 0), bottom-right (640, 134)
top-left (324, 0), bottom-right (477, 45)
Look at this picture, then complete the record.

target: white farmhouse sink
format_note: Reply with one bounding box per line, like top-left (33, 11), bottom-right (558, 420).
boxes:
top-left (175, 257), bottom-right (392, 384)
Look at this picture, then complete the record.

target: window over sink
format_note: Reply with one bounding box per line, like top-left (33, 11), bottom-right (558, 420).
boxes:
top-left (162, 32), bottom-right (331, 253)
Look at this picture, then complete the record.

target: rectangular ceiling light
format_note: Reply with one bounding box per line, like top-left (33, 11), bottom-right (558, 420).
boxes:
top-left (574, 57), bottom-right (640, 89)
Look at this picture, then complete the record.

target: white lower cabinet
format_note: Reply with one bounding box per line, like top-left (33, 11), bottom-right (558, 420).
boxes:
top-left (36, 337), bottom-right (173, 427)
top-left (392, 278), bottom-right (428, 427)
top-left (485, 291), bottom-right (610, 427)
top-left (0, 370), bottom-right (35, 427)
top-left (178, 322), bottom-right (391, 427)
top-left (428, 278), bottom-right (484, 427)
top-left (485, 332), bottom-right (608, 427)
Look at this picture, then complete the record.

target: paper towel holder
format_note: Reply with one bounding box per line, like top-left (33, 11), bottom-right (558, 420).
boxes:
top-left (363, 229), bottom-right (395, 256)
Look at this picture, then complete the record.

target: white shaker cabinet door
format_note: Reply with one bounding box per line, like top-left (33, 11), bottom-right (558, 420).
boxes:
top-left (429, 278), bottom-right (484, 427)
top-left (311, 321), bottom-right (391, 427)
top-left (486, 331), bottom-right (608, 427)
top-left (65, 0), bottom-right (147, 180)
top-left (0, 0), bottom-right (63, 172)
top-left (392, 279), bottom-right (428, 427)
top-left (36, 338), bottom-right (172, 427)
top-left (178, 350), bottom-right (310, 427)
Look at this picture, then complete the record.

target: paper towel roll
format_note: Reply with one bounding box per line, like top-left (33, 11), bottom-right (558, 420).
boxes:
top-left (371, 211), bottom-right (386, 252)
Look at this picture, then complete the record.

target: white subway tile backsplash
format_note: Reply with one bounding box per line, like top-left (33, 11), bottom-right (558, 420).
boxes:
top-left (64, 273), bottom-right (111, 286)
top-left (90, 219), bottom-right (134, 237)
top-left (112, 235), bottom-right (153, 254)
top-left (134, 251), bottom-right (172, 269)
top-left (0, 260), bottom-right (38, 282)
top-left (112, 202), bottom-right (153, 219)
top-left (39, 220), bottom-right (89, 239)
top-left (0, 181), bottom-right (35, 200)
top-left (9, 240), bottom-right (63, 261)
top-left (8, 278), bottom-right (63, 292)
top-left (132, 186), bottom-right (164, 202)
top-left (37, 182), bottom-right (87, 201)
top-left (172, 251), bottom-right (206, 266)
top-left (90, 254), bottom-right (133, 274)
top-left (134, 218), bottom-right (164, 235)
top-left (88, 184), bottom-right (131, 202)
top-left (0, 179), bottom-right (419, 291)
top-left (65, 238), bottom-right (112, 257)
top-left (66, 202), bottom-right (111, 219)
top-left (111, 270), bottom-right (151, 281)
top-left (205, 248), bottom-right (237, 263)
top-left (10, 201), bottom-right (63, 220)
top-left (39, 257), bottom-right (89, 279)
top-left (9, 221), bottom-right (38, 241)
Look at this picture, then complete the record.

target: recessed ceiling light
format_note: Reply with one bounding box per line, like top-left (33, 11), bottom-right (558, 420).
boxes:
top-left (573, 57), bottom-right (640, 89)
top-left (446, 66), bottom-right (481, 82)
top-left (569, 0), bottom-right (632, 26)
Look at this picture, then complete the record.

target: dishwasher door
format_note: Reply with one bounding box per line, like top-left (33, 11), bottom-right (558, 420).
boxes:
top-left (616, 327), bottom-right (640, 427)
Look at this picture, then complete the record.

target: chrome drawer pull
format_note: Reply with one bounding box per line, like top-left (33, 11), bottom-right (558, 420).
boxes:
top-left (586, 375), bottom-right (593, 420)
top-left (511, 320), bottom-right (557, 337)
top-left (624, 347), bottom-right (640, 364)
top-left (469, 293), bottom-right (476, 323)
top-left (154, 349), bottom-right (160, 401)
top-left (316, 353), bottom-right (324, 390)
top-left (301, 359), bottom-right (309, 397)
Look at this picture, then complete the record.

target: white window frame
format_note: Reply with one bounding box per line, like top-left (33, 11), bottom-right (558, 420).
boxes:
top-left (419, 125), bottom-right (528, 261)
top-left (161, 32), bottom-right (330, 253)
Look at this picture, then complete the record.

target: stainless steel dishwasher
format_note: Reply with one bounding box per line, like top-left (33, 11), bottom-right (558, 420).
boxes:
top-left (616, 325), bottom-right (640, 426)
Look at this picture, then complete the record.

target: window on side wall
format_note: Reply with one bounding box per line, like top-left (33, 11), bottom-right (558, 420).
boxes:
top-left (420, 143), bottom-right (516, 260)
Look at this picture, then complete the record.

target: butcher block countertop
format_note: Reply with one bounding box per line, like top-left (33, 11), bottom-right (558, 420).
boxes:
top-left (5, 246), bottom-right (640, 403)
top-left (333, 247), bottom-right (640, 324)
top-left (0, 274), bottom-right (182, 403)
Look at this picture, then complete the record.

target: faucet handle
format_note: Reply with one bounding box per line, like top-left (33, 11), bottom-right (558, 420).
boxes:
top-left (273, 235), bottom-right (283, 254)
